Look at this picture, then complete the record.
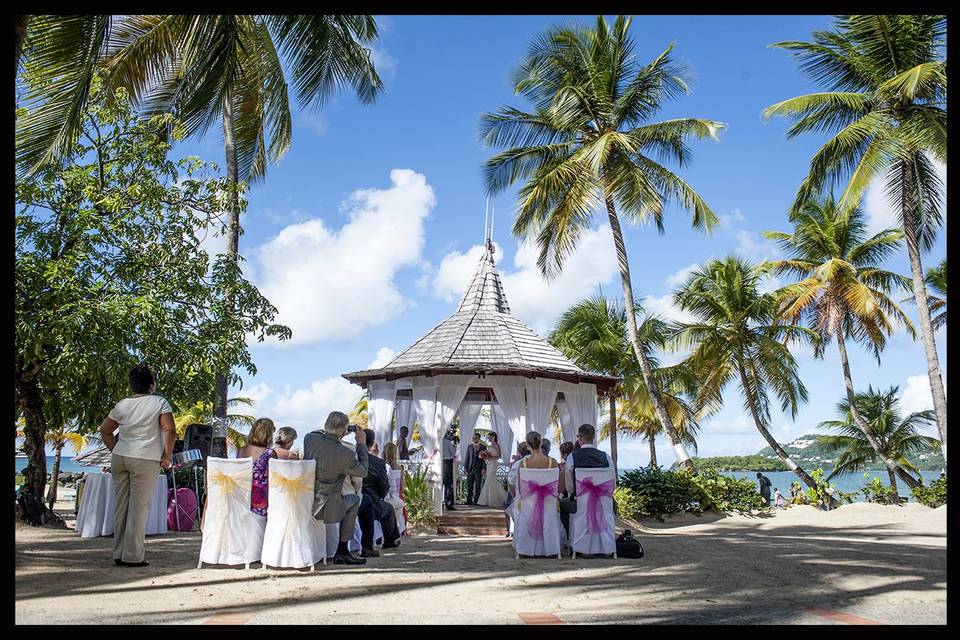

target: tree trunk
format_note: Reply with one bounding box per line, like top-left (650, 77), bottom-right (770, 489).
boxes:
top-left (736, 361), bottom-right (830, 505)
top-left (213, 89), bottom-right (241, 459)
top-left (887, 467), bottom-right (898, 501)
top-left (608, 393), bottom-right (618, 476)
top-left (648, 434), bottom-right (657, 468)
top-left (900, 158), bottom-right (948, 459)
top-left (46, 444), bottom-right (63, 511)
top-left (836, 333), bottom-right (918, 494)
top-left (15, 360), bottom-right (47, 505)
top-left (15, 15), bottom-right (29, 72)
top-left (603, 190), bottom-right (694, 472)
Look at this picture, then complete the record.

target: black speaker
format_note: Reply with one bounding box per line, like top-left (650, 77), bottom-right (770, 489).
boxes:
top-left (184, 423), bottom-right (213, 462)
top-left (173, 439), bottom-right (185, 455)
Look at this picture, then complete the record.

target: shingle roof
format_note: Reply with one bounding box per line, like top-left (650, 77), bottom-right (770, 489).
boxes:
top-left (343, 241), bottom-right (618, 391)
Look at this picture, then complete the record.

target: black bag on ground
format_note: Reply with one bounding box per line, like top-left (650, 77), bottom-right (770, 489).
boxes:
top-left (616, 529), bottom-right (644, 559)
top-left (18, 491), bottom-right (46, 526)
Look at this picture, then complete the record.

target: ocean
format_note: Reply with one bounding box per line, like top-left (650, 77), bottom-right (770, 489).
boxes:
top-left (15, 456), bottom-right (89, 476)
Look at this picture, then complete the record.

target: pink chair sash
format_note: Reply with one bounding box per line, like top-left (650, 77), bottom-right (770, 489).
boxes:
top-left (519, 478), bottom-right (558, 540)
top-left (576, 476), bottom-right (615, 534)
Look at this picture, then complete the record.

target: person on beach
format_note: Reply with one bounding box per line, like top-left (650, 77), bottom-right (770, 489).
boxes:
top-left (397, 426), bottom-right (410, 461)
top-left (774, 488), bottom-right (786, 508)
top-left (756, 472), bottom-right (772, 507)
top-left (99, 365), bottom-right (176, 567)
top-left (560, 424), bottom-right (615, 540)
top-left (274, 427), bottom-right (299, 459)
top-left (238, 418), bottom-right (300, 517)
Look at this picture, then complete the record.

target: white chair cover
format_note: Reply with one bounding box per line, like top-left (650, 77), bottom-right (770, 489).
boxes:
top-left (570, 468), bottom-right (617, 557)
top-left (349, 514), bottom-right (383, 552)
top-left (261, 459), bottom-right (325, 569)
top-left (198, 458), bottom-right (265, 568)
top-left (325, 523), bottom-right (340, 558)
top-left (512, 467), bottom-right (562, 558)
top-left (387, 468), bottom-right (406, 534)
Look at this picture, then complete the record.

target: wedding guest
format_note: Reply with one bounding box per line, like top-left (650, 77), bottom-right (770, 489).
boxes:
top-left (508, 432), bottom-right (563, 497)
top-left (540, 438), bottom-right (552, 458)
top-left (559, 441), bottom-right (574, 462)
top-left (303, 411), bottom-right (369, 566)
top-left (559, 424), bottom-right (614, 539)
top-left (274, 426), bottom-right (299, 459)
top-left (358, 429), bottom-right (401, 557)
top-left (370, 441), bottom-right (380, 457)
top-left (381, 442), bottom-right (405, 529)
top-left (397, 426), bottom-right (410, 460)
top-left (502, 441), bottom-right (530, 537)
top-left (238, 418), bottom-right (299, 517)
top-left (99, 365), bottom-right (176, 567)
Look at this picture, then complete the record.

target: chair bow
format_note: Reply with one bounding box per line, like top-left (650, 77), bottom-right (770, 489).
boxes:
top-left (576, 476), bottom-right (615, 535)
top-left (519, 478), bottom-right (558, 541)
top-left (209, 468), bottom-right (244, 494)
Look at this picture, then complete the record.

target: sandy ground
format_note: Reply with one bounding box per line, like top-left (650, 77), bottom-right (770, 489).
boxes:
top-left (15, 501), bottom-right (946, 625)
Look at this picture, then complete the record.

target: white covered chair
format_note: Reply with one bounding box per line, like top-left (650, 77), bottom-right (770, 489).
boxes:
top-left (512, 467), bottom-right (562, 559)
top-left (387, 468), bottom-right (406, 535)
top-left (261, 459), bottom-right (326, 569)
top-left (349, 515), bottom-right (383, 552)
top-left (197, 458), bottom-right (265, 569)
top-left (570, 468), bottom-right (617, 558)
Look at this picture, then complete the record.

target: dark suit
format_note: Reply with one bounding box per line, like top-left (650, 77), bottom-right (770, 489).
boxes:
top-left (302, 430), bottom-right (368, 542)
top-left (360, 456), bottom-right (400, 549)
top-left (464, 442), bottom-right (486, 504)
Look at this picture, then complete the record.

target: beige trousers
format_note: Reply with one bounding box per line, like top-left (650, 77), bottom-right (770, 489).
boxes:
top-left (111, 453), bottom-right (160, 563)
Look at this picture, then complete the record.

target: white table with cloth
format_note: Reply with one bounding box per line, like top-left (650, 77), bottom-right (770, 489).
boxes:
top-left (75, 471), bottom-right (169, 538)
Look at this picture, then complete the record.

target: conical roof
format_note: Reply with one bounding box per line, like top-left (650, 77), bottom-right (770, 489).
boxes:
top-left (342, 240), bottom-right (617, 391)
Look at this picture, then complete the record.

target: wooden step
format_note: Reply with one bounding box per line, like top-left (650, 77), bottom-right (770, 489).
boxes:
top-left (437, 525), bottom-right (509, 536)
top-left (439, 515), bottom-right (506, 526)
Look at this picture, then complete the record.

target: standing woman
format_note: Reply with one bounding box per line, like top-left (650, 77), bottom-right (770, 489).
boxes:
top-left (99, 365), bottom-right (176, 567)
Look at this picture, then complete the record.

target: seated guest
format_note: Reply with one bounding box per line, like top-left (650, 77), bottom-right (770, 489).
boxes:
top-left (303, 411), bottom-right (369, 566)
top-left (502, 441), bottom-right (531, 537)
top-left (358, 429), bottom-right (401, 557)
top-left (397, 426), bottom-right (411, 460)
top-left (370, 441), bottom-right (380, 457)
top-left (274, 426), bottom-right (299, 459)
top-left (559, 424), bottom-right (615, 539)
top-left (237, 418), bottom-right (299, 517)
top-left (540, 438), bottom-right (552, 458)
top-left (558, 441), bottom-right (575, 498)
top-left (382, 442), bottom-right (406, 533)
top-left (508, 432), bottom-right (564, 496)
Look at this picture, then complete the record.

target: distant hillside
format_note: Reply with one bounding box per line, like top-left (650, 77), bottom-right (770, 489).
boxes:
top-left (756, 434), bottom-right (945, 471)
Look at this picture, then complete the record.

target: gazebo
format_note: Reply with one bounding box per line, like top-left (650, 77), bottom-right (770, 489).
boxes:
top-left (343, 238), bottom-right (618, 514)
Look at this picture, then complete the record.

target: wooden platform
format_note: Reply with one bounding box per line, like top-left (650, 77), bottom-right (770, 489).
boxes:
top-left (437, 504), bottom-right (509, 536)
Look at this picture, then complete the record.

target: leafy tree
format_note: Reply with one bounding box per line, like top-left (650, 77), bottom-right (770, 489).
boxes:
top-left (817, 385), bottom-right (940, 496)
top-left (763, 196), bottom-right (921, 494)
top-left (764, 15), bottom-right (947, 455)
top-left (15, 77), bottom-right (289, 511)
top-left (482, 16), bottom-right (724, 470)
top-left (672, 257), bottom-right (833, 503)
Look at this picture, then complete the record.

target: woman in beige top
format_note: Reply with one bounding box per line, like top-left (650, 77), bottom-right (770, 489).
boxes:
top-left (99, 365), bottom-right (176, 567)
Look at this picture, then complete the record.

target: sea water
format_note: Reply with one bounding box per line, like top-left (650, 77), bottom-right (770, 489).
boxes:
top-left (15, 456), bottom-right (89, 476)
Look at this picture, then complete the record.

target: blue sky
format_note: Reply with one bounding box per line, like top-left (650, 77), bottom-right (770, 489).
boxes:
top-left (158, 15), bottom-right (946, 468)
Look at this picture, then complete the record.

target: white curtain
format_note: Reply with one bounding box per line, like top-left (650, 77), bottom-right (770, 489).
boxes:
top-left (525, 378), bottom-right (558, 435)
top-left (557, 382), bottom-right (598, 442)
top-left (457, 402), bottom-right (483, 461)
top-left (433, 375), bottom-right (473, 452)
top-left (489, 402), bottom-right (513, 463)
top-left (489, 376), bottom-right (528, 448)
top-left (412, 383), bottom-right (438, 459)
top-left (393, 398), bottom-right (413, 444)
top-left (367, 380), bottom-right (396, 448)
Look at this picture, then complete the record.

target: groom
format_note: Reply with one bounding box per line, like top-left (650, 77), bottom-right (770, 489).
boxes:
top-left (464, 432), bottom-right (486, 505)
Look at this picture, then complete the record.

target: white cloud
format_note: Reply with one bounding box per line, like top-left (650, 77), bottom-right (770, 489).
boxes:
top-left (370, 46), bottom-right (398, 82)
top-left (273, 377), bottom-right (364, 430)
top-left (900, 374), bottom-right (933, 414)
top-left (704, 413), bottom-right (754, 434)
top-left (242, 381), bottom-right (273, 410)
top-left (368, 347), bottom-right (397, 369)
top-left (296, 111), bottom-right (327, 138)
top-left (664, 262), bottom-right (700, 289)
top-left (432, 225), bottom-right (620, 334)
top-left (715, 208), bottom-right (779, 263)
top-left (252, 169), bottom-right (436, 346)
top-left (643, 292), bottom-right (694, 324)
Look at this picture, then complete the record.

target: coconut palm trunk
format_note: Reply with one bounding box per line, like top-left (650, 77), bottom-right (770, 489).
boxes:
top-left (900, 158), bottom-right (948, 459)
top-left (46, 443), bottom-right (63, 511)
top-left (608, 393), bottom-right (618, 475)
top-left (605, 194), bottom-right (694, 471)
top-left (887, 468), bottom-right (898, 498)
top-left (214, 89), bottom-right (242, 435)
top-left (648, 434), bottom-right (657, 468)
top-left (735, 360), bottom-right (826, 504)
top-left (835, 332), bottom-right (920, 493)
top-left (16, 358), bottom-right (47, 507)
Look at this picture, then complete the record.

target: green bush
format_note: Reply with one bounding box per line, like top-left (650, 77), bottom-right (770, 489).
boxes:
top-left (620, 466), bottom-right (698, 518)
top-left (613, 486), bottom-right (647, 520)
top-left (912, 475), bottom-right (946, 507)
top-left (804, 468), bottom-right (856, 508)
top-left (403, 467), bottom-right (438, 527)
top-left (860, 475), bottom-right (899, 504)
top-left (687, 468), bottom-right (767, 512)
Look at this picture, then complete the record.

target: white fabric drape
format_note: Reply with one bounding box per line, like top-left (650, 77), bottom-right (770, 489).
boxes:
top-left (76, 472), bottom-right (168, 537)
top-left (367, 380), bottom-right (396, 448)
top-left (489, 402), bottom-right (512, 462)
top-left (434, 376), bottom-right (472, 446)
top-left (393, 399), bottom-right (414, 444)
top-left (457, 402), bottom-right (483, 461)
top-left (412, 383), bottom-right (438, 460)
top-left (198, 458), bottom-right (265, 568)
top-left (525, 379), bottom-right (558, 435)
top-left (489, 376), bottom-right (528, 449)
top-left (261, 459), bottom-right (325, 568)
top-left (558, 382), bottom-right (598, 442)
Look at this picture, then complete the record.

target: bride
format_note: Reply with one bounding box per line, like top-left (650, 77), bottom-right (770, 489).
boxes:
top-left (476, 432), bottom-right (507, 508)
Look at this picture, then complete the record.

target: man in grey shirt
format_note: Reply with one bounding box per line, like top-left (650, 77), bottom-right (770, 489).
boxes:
top-left (302, 411), bottom-right (369, 565)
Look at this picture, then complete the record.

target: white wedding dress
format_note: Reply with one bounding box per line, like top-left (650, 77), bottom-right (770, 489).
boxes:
top-left (476, 444), bottom-right (507, 508)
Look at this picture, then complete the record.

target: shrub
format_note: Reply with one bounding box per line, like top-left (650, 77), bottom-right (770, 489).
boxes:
top-left (613, 486), bottom-right (647, 520)
top-left (912, 475), bottom-right (946, 507)
top-left (860, 475), bottom-right (899, 504)
top-left (620, 466), bottom-right (698, 518)
top-left (806, 468), bottom-right (856, 508)
top-left (403, 467), bottom-right (438, 527)
top-left (687, 468), bottom-right (767, 512)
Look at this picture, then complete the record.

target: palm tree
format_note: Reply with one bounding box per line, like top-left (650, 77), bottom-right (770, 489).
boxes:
top-left (762, 197), bottom-right (921, 494)
top-left (673, 257), bottom-right (831, 501)
top-left (817, 385), bottom-right (940, 496)
top-left (902, 259), bottom-right (946, 331)
top-left (16, 419), bottom-right (87, 511)
top-left (172, 396), bottom-right (255, 450)
top-left (763, 15), bottom-right (947, 455)
top-left (482, 16), bottom-right (725, 470)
